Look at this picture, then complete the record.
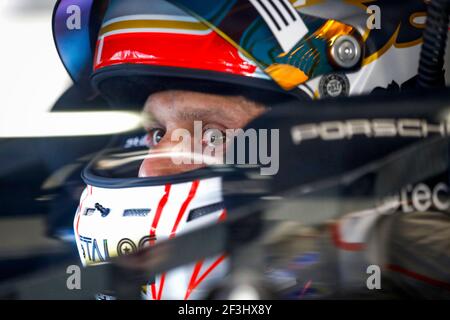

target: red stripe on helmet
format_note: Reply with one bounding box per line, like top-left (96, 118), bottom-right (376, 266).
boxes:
top-left (185, 259), bottom-right (204, 300)
top-left (156, 273), bottom-right (166, 300)
top-left (170, 180), bottom-right (200, 239)
top-left (75, 185), bottom-right (92, 237)
top-left (183, 210), bottom-right (228, 300)
top-left (94, 31), bottom-right (257, 76)
top-left (154, 181), bottom-right (200, 300)
top-left (149, 184), bottom-right (171, 300)
top-left (149, 183), bottom-right (171, 245)
top-left (218, 208), bottom-right (227, 222)
top-left (184, 254), bottom-right (227, 300)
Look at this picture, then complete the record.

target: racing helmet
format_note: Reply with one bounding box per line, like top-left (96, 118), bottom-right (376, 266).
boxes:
top-left (52, 0), bottom-right (427, 299)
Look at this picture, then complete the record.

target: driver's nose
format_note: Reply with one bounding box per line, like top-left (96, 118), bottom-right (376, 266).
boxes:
top-left (138, 140), bottom-right (205, 177)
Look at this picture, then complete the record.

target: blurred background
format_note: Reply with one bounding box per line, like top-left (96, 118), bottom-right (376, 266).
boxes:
top-left (0, 0), bottom-right (115, 284)
top-left (0, 0), bottom-right (75, 284)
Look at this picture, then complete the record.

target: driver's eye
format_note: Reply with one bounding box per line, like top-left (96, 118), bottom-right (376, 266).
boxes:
top-left (147, 128), bottom-right (166, 147)
top-left (203, 128), bottom-right (225, 147)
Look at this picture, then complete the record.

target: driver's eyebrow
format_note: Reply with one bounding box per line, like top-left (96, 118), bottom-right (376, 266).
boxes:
top-left (176, 109), bottom-right (218, 121)
top-left (141, 111), bottom-right (161, 129)
top-left (176, 108), bottom-right (238, 128)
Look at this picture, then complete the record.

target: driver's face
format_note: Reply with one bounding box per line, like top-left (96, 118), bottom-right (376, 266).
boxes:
top-left (139, 90), bottom-right (266, 177)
